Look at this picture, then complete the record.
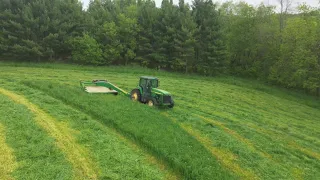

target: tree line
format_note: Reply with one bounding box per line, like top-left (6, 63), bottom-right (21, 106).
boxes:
top-left (0, 0), bottom-right (319, 95)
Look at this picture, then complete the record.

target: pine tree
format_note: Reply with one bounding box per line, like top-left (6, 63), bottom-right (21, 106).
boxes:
top-left (192, 0), bottom-right (227, 75)
top-left (173, 0), bottom-right (196, 73)
top-left (117, 12), bottom-right (138, 65)
top-left (136, 0), bottom-right (158, 67)
top-left (0, 0), bottom-right (83, 60)
top-left (153, 0), bottom-right (178, 70)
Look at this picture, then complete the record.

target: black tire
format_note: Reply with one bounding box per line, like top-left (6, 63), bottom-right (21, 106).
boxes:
top-left (168, 99), bottom-right (174, 108)
top-left (130, 89), bottom-right (141, 102)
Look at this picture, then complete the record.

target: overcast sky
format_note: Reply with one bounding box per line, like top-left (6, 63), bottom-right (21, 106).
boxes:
top-left (81, 0), bottom-right (319, 8)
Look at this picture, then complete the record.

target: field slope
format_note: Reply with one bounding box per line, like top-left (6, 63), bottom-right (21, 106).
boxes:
top-left (0, 62), bottom-right (319, 180)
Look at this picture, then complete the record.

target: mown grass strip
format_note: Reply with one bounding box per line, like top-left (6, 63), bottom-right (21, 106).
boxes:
top-left (24, 80), bottom-right (237, 180)
top-left (196, 115), bottom-right (273, 159)
top-left (163, 107), bottom-right (306, 179)
top-left (0, 123), bottom-right (17, 180)
top-left (213, 112), bottom-right (320, 160)
top-left (169, 107), bottom-right (319, 179)
top-left (0, 94), bottom-right (73, 179)
top-left (288, 141), bottom-right (320, 160)
top-left (3, 81), bottom-right (176, 180)
top-left (162, 112), bottom-right (259, 180)
top-left (114, 130), bottom-right (179, 180)
top-left (0, 88), bottom-right (99, 180)
top-left (1, 64), bottom-right (319, 179)
top-left (176, 95), bottom-right (319, 140)
top-left (292, 167), bottom-right (304, 180)
top-left (179, 103), bottom-right (320, 160)
top-left (182, 126), bottom-right (258, 180)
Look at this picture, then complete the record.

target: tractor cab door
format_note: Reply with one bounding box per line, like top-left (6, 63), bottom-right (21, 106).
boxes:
top-left (139, 78), bottom-right (152, 101)
top-left (145, 79), bottom-right (152, 96)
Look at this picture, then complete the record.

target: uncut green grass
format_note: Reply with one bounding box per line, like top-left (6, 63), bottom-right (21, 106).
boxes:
top-left (0, 62), bottom-right (319, 179)
top-left (0, 94), bottom-right (73, 180)
top-left (5, 83), bottom-right (169, 180)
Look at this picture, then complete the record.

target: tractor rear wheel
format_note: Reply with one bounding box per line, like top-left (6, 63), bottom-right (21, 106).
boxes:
top-left (130, 89), bottom-right (141, 102)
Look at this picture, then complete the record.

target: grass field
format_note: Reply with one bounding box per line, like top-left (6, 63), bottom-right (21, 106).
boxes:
top-left (0, 62), bottom-right (319, 180)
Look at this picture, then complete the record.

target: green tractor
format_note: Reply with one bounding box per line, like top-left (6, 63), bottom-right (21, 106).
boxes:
top-left (80, 76), bottom-right (174, 108)
top-left (130, 76), bottom-right (174, 108)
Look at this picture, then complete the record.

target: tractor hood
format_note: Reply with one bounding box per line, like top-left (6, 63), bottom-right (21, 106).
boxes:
top-left (152, 88), bottom-right (171, 95)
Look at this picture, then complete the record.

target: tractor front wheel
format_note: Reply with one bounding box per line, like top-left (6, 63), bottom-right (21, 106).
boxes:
top-left (168, 99), bottom-right (174, 108)
top-left (130, 89), bottom-right (141, 102)
top-left (147, 99), bottom-right (155, 107)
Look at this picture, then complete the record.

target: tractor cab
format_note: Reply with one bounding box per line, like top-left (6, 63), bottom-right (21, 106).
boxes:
top-left (139, 76), bottom-right (158, 89)
top-left (139, 76), bottom-right (159, 98)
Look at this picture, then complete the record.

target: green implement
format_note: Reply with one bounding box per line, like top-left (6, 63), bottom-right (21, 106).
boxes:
top-left (80, 77), bottom-right (174, 108)
top-left (80, 80), bottom-right (130, 96)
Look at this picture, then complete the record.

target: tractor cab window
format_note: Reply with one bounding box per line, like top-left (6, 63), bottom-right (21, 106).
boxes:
top-left (146, 80), bottom-right (152, 88)
top-left (140, 78), bottom-right (158, 88)
top-left (150, 79), bottom-right (158, 88)
top-left (140, 78), bottom-right (147, 86)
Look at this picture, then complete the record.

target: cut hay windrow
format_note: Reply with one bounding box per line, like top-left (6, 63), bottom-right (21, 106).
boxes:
top-left (176, 92), bottom-right (319, 142)
top-left (23, 80), bottom-right (238, 180)
top-left (163, 107), bottom-right (305, 179)
top-left (288, 141), bottom-right (320, 160)
top-left (181, 125), bottom-right (259, 180)
top-left (0, 88), bottom-right (99, 180)
top-left (197, 115), bottom-right (273, 159)
top-left (1, 63), bottom-right (319, 179)
top-left (177, 104), bottom-right (320, 161)
top-left (111, 128), bottom-right (179, 180)
top-left (161, 112), bottom-right (259, 180)
top-left (0, 123), bottom-right (17, 180)
top-left (167, 107), bottom-right (274, 159)
top-left (211, 111), bottom-right (320, 160)
top-left (0, 93), bottom-right (73, 179)
top-left (2, 83), bottom-right (176, 180)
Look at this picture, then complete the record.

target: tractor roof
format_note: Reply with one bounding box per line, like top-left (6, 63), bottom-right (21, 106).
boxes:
top-left (140, 76), bottom-right (158, 80)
